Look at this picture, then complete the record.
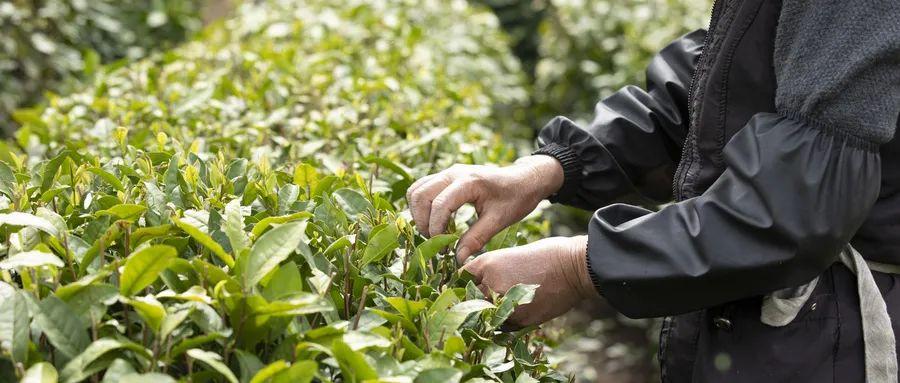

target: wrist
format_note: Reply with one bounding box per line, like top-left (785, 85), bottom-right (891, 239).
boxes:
top-left (514, 155), bottom-right (564, 199)
top-left (567, 235), bottom-right (599, 300)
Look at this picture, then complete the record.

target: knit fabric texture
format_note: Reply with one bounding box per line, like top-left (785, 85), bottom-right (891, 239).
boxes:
top-left (774, 0), bottom-right (900, 144)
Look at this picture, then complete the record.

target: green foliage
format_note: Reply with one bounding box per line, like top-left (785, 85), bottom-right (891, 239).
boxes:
top-left (534, 0), bottom-right (711, 121)
top-left (0, 0), bottom-right (556, 381)
top-left (0, 0), bottom-right (202, 134)
top-left (474, 0), bottom-right (710, 125)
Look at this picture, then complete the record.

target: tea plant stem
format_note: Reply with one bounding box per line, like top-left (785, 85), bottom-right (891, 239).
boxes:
top-left (350, 285), bottom-right (369, 330)
top-left (70, 166), bottom-right (78, 208)
top-left (367, 162), bottom-right (378, 199)
top-left (123, 306), bottom-right (131, 339)
top-left (27, 268), bottom-right (40, 297)
top-left (123, 224), bottom-right (131, 256)
top-left (427, 141), bottom-right (439, 174)
top-left (142, 324), bottom-right (149, 351)
top-left (53, 199), bottom-right (78, 280)
top-left (47, 338), bottom-right (54, 365)
top-left (422, 312), bottom-right (431, 353)
top-left (342, 249), bottom-right (352, 319)
top-left (151, 338), bottom-right (160, 372)
top-left (463, 339), bottom-right (476, 363)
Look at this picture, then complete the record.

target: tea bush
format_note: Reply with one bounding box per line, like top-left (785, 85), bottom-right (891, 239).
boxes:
top-left (0, 0), bottom-right (202, 135)
top-left (0, 0), bottom-right (561, 382)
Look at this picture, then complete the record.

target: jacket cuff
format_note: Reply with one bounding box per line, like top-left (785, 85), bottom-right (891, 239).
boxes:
top-left (532, 142), bottom-right (583, 203)
top-left (584, 234), bottom-right (603, 294)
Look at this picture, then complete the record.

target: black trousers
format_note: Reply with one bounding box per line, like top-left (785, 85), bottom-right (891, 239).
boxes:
top-left (660, 264), bottom-right (900, 382)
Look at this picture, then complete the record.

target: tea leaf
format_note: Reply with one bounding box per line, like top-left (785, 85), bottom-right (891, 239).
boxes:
top-left (0, 250), bottom-right (64, 269)
top-left (96, 204), bottom-right (147, 221)
top-left (293, 163), bottom-right (319, 196)
top-left (242, 221), bottom-right (307, 287)
top-left (332, 340), bottom-right (377, 383)
top-left (0, 282), bottom-right (29, 362)
top-left (333, 188), bottom-right (373, 220)
top-left (491, 284), bottom-right (538, 328)
top-left (119, 245), bottom-right (177, 296)
top-left (61, 339), bottom-right (150, 382)
top-left (223, 199), bottom-right (249, 255)
top-left (360, 223), bottom-right (399, 266)
top-left (270, 360), bottom-right (316, 383)
top-left (415, 368), bottom-right (462, 383)
top-left (87, 167), bottom-right (125, 192)
top-left (187, 348), bottom-right (239, 383)
top-left (34, 296), bottom-right (90, 359)
top-left (123, 296), bottom-right (166, 333)
top-left (0, 212), bottom-right (58, 237)
top-left (21, 362), bottom-right (57, 383)
top-left (173, 216), bottom-right (235, 267)
top-left (250, 212), bottom-right (312, 238)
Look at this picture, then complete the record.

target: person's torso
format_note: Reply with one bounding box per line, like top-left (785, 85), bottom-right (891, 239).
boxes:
top-left (674, 0), bottom-right (900, 264)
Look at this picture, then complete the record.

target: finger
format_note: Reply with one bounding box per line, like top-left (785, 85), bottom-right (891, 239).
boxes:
top-left (461, 255), bottom-right (488, 284)
top-left (406, 174), bottom-right (436, 203)
top-left (455, 213), bottom-right (502, 264)
top-left (408, 174), bottom-right (452, 236)
top-left (428, 178), bottom-right (478, 237)
top-left (406, 174), bottom-right (435, 232)
top-left (406, 164), bottom-right (466, 201)
top-left (476, 283), bottom-right (492, 299)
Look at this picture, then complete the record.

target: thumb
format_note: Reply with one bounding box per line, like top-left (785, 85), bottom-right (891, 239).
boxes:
top-left (455, 214), bottom-right (502, 264)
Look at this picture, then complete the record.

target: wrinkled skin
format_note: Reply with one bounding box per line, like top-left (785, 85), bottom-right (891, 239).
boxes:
top-left (463, 235), bottom-right (597, 327)
top-left (407, 155), bottom-right (563, 263)
top-left (408, 155), bottom-right (598, 326)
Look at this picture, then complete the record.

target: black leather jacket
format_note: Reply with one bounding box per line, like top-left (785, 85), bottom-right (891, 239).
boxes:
top-left (535, 0), bottom-right (900, 319)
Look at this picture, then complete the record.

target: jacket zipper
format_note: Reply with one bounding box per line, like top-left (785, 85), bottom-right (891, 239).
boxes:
top-left (672, 0), bottom-right (722, 201)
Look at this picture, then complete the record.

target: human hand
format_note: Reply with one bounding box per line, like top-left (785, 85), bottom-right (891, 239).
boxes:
top-left (462, 235), bottom-right (598, 327)
top-left (406, 155), bottom-right (563, 263)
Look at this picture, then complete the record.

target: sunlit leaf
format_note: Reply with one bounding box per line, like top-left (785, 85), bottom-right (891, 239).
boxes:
top-left (173, 216), bottom-right (234, 267)
top-left (0, 250), bottom-right (64, 269)
top-left (0, 212), bottom-right (58, 237)
top-left (187, 348), bottom-right (239, 383)
top-left (21, 362), bottom-right (57, 383)
top-left (0, 282), bottom-right (29, 362)
top-left (223, 199), bottom-right (249, 255)
top-left (360, 223), bottom-right (399, 266)
top-left (123, 295), bottom-right (166, 333)
top-left (241, 220), bottom-right (307, 287)
top-left (332, 340), bottom-right (377, 383)
top-left (249, 212), bottom-right (312, 238)
top-left (96, 204), bottom-right (147, 221)
top-left (491, 284), bottom-right (538, 328)
top-left (119, 245), bottom-right (177, 296)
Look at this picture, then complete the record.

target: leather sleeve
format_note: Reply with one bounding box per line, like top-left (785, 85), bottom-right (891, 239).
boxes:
top-left (587, 113), bottom-right (881, 318)
top-left (534, 29), bottom-right (704, 210)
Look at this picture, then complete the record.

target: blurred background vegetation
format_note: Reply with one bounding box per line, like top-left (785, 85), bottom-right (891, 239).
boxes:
top-left (1, 0), bottom-right (709, 381)
top-left (0, 0), bottom-right (204, 136)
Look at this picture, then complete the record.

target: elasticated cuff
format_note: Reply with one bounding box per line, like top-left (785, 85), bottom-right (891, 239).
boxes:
top-left (533, 142), bottom-right (583, 203)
